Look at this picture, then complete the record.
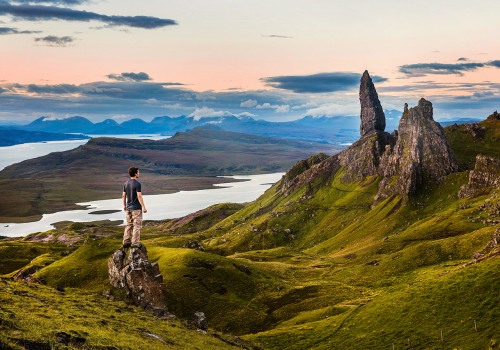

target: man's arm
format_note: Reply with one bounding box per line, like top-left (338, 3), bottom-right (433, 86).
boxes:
top-left (122, 191), bottom-right (127, 211)
top-left (137, 192), bottom-right (147, 213)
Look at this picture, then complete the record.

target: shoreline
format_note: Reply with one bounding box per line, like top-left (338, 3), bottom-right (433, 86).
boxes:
top-left (0, 173), bottom-right (284, 238)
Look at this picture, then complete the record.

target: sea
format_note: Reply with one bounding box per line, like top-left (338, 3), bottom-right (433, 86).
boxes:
top-left (0, 135), bottom-right (283, 237)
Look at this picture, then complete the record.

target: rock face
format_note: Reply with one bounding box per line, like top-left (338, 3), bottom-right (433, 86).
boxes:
top-left (459, 155), bottom-right (500, 198)
top-left (359, 70), bottom-right (386, 137)
top-left (338, 130), bottom-right (395, 182)
top-left (108, 245), bottom-right (168, 317)
top-left (376, 99), bottom-right (459, 201)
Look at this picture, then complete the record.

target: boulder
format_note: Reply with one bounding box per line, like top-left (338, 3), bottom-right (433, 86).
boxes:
top-left (108, 244), bottom-right (169, 317)
top-left (193, 311), bottom-right (208, 331)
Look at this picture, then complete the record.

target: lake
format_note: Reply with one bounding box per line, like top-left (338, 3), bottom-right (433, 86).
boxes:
top-left (0, 134), bottom-right (169, 171)
top-left (0, 173), bottom-right (284, 238)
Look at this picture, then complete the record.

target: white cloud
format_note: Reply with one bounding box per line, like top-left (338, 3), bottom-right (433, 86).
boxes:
top-left (189, 107), bottom-right (230, 120)
top-left (188, 107), bottom-right (257, 120)
top-left (42, 116), bottom-right (65, 121)
top-left (275, 105), bottom-right (290, 113)
top-left (292, 102), bottom-right (318, 110)
top-left (256, 103), bottom-right (273, 109)
top-left (240, 99), bottom-right (258, 108)
top-left (162, 103), bottom-right (186, 109)
top-left (305, 102), bottom-right (359, 117)
top-left (236, 112), bottom-right (257, 118)
top-left (256, 102), bottom-right (290, 113)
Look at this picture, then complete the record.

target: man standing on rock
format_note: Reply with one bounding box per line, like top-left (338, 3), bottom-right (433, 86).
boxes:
top-left (122, 167), bottom-right (147, 249)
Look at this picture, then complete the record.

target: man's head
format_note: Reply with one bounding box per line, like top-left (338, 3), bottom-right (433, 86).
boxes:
top-left (128, 167), bottom-right (140, 177)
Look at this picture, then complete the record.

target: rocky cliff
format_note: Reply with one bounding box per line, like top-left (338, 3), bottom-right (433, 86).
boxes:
top-left (459, 154), bottom-right (500, 198)
top-left (108, 245), bottom-right (169, 317)
top-left (375, 99), bottom-right (458, 201)
top-left (276, 72), bottom-right (459, 203)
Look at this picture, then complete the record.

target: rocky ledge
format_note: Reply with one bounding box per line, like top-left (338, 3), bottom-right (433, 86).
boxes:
top-left (459, 155), bottom-right (500, 198)
top-left (108, 244), bottom-right (169, 317)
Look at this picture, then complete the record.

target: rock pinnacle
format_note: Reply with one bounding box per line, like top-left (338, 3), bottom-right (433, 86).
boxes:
top-left (359, 70), bottom-right (386, 137)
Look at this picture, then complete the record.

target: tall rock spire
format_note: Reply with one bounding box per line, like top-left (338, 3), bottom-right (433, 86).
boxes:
top-left (359, 70), bottom-right (386, 137)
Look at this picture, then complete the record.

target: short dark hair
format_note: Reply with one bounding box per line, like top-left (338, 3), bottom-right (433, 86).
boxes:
top-left (128, 167), bottom-right (139, 177)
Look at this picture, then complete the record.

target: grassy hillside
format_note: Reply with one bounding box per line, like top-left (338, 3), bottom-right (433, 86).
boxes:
top-left (0, 116), bottom-right (498, 349)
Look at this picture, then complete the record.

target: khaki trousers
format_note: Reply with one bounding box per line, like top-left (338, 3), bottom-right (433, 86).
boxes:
top-left (123, 209), bottom-right (143, 246)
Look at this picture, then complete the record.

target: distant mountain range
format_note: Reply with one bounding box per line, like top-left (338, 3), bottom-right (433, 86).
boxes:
top-left (1, 113), bottom-right (481, 146)
top-left (8, 113), bottom-right (405, 145)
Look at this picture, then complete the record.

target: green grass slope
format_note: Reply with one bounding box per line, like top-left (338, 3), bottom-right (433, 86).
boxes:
top-left (0, 278), bottom-right (244, 349)
top-left (0, 114), bottom-right (498, 349)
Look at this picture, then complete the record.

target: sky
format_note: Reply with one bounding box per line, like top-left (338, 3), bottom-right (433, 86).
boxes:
top-left (1, 0), bottom-right (500, 124)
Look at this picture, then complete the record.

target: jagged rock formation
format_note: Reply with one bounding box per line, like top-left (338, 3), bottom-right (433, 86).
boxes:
top-left (359, 70), bottom-right (386, 137)
top-left (280, 153), bottom-right (330, 195)
top-left (338, 131), bottom-right (395, 182)
top-left (459, 155), bottom-right (500, 198)
top-left (281, 74), bottom-right (459, 203)
top-left (108, 245), bottom-right (169, 317)
top-left (338, 71), bottom-right (395, 182)
top-left (376, 99), bottom-right (459, 201)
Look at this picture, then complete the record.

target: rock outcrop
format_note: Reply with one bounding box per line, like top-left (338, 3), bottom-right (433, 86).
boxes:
top-left (459, 155), bottom-right (500, 198)
top-left (279, 73), bottom-right (460, 204)
top-left (376, 99), bottom-right (458, 201)
top-left (487, 110), bottom-right (500, 121)
top-left (338, 130), bottom-right (395, 182)
top-left (359, 70), bottom-right (386, 137)
top-left (339, 71), bottom-right (395, 182)
top-left (280, 153), bottom-right (330, 195)
top-left (108, 245), bottom-right (169, 317)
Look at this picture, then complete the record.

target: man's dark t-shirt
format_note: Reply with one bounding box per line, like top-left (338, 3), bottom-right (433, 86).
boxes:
top-left (124, 179), bottom-right (142, 210)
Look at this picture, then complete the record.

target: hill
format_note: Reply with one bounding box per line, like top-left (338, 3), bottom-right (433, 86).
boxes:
top-left (0, 129), bottom-right (89, 147)
top-left (0, 72), bottom-right (498, 349)
top-left (0, 127), bottom-right (338, 222)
